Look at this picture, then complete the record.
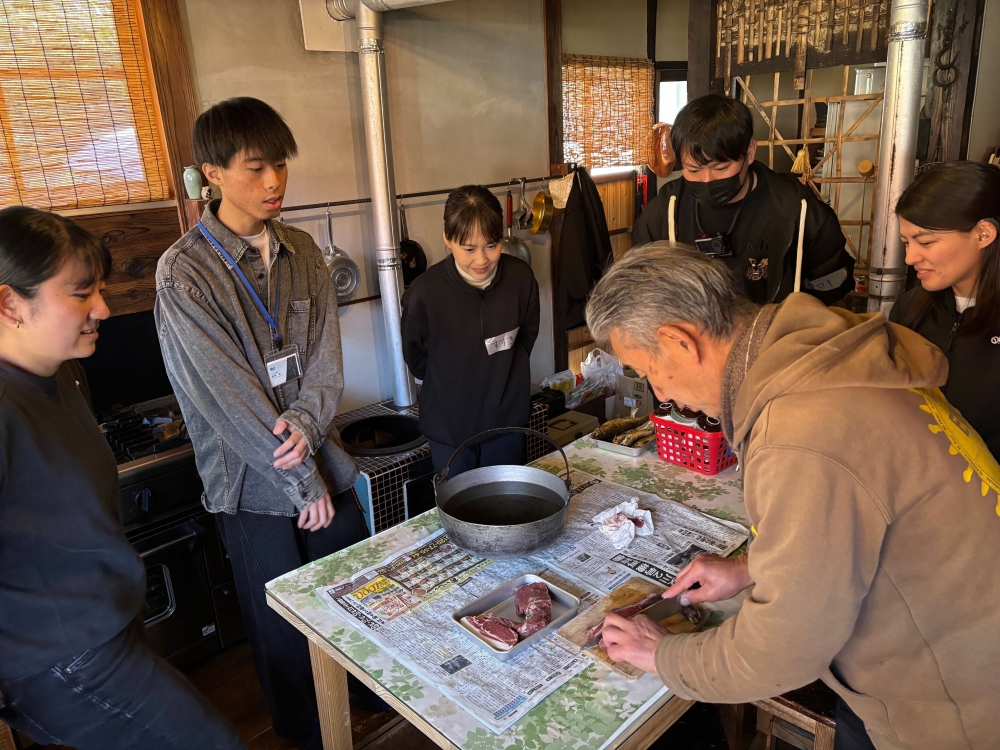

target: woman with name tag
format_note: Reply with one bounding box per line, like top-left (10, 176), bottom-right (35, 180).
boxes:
top-left (890, 161), bottom-right (1000, 460)
top-left (401, 185), bottom-right (540, 475)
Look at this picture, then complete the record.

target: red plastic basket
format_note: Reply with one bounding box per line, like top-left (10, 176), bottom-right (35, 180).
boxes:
top-left (650, 412), bottom-right (738, 475)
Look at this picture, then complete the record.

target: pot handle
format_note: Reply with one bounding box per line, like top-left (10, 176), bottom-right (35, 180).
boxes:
top-left (433, 426), bottom-right (573, 493)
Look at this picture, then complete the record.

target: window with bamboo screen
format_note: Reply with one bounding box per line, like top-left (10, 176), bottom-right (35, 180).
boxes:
top-left (0, 0), bottom-right (172, 211)
top-left (561, 54), bottom-right (655, 169)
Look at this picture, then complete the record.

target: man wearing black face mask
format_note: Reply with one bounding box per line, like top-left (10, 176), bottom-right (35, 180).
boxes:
top-left (633, 94), bottom-right (854, 305)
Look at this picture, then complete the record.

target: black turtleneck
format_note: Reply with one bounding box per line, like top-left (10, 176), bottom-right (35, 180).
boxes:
top-left (0, 361), bottom-right (145, 679)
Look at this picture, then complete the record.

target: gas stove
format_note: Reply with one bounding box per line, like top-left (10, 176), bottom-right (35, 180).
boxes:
top-left (99, 395), bottom-right (190, 463)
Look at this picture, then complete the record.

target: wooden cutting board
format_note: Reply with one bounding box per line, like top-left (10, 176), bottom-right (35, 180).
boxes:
top-left (556, 576), bottom-right (706, 682)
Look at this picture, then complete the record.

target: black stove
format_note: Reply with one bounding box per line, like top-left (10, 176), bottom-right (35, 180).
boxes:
top-left (99, 395), bottom-right (191, 466)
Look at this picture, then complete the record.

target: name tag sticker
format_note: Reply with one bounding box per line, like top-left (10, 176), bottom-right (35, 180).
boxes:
top-left (484, 327), bottom-right (519, 356)
top-left (266, 347), bottom-right (302, 388)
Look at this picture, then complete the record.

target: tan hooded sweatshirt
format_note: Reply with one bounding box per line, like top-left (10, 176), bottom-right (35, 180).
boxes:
top-left (654, 294), bottom-right (1000, 750)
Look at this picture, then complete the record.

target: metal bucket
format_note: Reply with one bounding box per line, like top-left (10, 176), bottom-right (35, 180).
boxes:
top-left (434, 427), bottom-right (572, 558)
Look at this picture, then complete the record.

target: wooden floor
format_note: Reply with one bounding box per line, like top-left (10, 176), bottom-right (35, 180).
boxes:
top-left (15, 642), bottom-right (729, 749)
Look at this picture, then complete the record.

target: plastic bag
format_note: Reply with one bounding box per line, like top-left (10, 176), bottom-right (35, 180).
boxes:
top-left (580, 348), bottom-right (622, 391)
top-left (541, 369), bottom-right (576, 395)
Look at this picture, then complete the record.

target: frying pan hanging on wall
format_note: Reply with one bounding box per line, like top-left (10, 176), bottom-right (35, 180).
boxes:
top-left (398, 202), bottom-right (427, 287)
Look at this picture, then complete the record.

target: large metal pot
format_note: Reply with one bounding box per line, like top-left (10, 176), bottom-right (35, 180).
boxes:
top-left (434, 427), bottom-right (572, 558)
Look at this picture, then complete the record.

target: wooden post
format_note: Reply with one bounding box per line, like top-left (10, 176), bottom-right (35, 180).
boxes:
top-left (543, 0), bottom-right (563, 173)
top-left (689, 0), bottom-right (723, 97)
top-left (927, 0), bottom-right (981, 162)
top-left (138, 0), bottom-right (200, 233)
top-left (309, 640), bottom-right (353, 750)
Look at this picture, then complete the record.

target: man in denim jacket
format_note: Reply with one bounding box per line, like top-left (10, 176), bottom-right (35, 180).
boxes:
top-left (155, 98), bottom-right (368, 750)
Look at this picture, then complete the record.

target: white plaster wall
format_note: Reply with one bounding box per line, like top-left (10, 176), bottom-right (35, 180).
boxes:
top-left (562, 0), bottom-right (646, 58)
top-left (967, 0), bottom-right (1000, 162)
top-left (655, 0), bottom-right (688, 61)
top-left (562, 0), bottom-right (687, 60)
top-left (178, 0), bottom-right (553, 412)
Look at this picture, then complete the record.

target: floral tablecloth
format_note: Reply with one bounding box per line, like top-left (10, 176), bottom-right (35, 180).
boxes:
top-left (539, 438), bottom-right (747, 527)
top-left (266, 439), bottom-right (746, 750)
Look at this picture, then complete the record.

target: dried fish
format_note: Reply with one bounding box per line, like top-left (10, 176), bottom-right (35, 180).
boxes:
top-left (614, 424), bottom-right (655, 447)
top-left (591, 415), bottom-right (649, 442)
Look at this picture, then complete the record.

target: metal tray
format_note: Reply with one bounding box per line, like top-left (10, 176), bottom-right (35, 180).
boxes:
top-left (452, 575), bottom-right (580, 662)
top-left (593, 435), bottom-right (656, 457)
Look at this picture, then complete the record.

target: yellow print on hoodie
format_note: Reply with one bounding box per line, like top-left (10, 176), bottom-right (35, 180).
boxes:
top-left (913, 387), bottom-right (1000, 515)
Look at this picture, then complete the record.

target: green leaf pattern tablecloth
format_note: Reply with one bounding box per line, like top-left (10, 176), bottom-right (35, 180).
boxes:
top-left (266, 440), bottom-right (746, 750)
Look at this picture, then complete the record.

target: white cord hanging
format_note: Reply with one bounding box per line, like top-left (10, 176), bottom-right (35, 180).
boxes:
top-left (668, 195), bottom-right (677, 243)
top-left (793, 198), bottom-right (807, 293)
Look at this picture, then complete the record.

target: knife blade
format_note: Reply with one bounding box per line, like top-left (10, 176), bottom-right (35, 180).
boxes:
top-left (582, 596), bottom-right (684, 650)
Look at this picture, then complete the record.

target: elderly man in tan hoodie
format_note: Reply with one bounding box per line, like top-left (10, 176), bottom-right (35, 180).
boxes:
top-left (586, 243), bottom-right (1000, 750)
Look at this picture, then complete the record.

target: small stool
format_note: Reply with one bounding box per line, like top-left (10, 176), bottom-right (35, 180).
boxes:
top-left (750, 681), bottom-right (838, 750)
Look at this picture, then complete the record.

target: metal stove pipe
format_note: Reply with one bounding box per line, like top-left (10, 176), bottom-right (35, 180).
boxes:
top-left (867, 0), bottom-right (928, 314)
top-left (354, 4), bottom-right (415, 408)
top-left (322, 0), bottom-right (454, 408)
top-left (326, 0), bottom-right (453, 22)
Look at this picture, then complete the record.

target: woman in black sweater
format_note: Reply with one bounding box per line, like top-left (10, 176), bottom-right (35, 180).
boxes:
top-left (890, 161), bottom-right (1000, 459)
top-left (0, 208), bottom-right (243, 749)
top-left (401, 185), bottom-right (540, 475)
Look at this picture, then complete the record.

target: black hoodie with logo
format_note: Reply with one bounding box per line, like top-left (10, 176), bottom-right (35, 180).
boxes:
top-left (890, 288), bottom-right (1000, 460)
top-left (401, 254), bottom-right (540, 448)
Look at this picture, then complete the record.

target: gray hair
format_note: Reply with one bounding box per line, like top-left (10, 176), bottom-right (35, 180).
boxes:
top-left (586, 242), bottom-right (757, 352)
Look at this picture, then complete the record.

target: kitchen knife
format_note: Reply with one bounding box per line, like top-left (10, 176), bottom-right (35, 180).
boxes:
top-left (582, 596), bottom-right (684, 650)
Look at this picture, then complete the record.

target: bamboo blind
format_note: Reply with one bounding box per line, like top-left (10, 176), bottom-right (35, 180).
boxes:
top-left (0, 0), bottom-right (171, 211)
top-left (562, 54), bottom-right (654, 170)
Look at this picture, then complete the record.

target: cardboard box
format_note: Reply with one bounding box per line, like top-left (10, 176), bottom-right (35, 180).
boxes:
top-left (547, 410), bottom-right (600, 447)
top-left (615, 374), bottom-right (653, 418)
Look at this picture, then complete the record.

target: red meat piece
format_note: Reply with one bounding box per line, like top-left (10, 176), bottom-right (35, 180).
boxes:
top-left (516, 618), bottom-right (548, 638)
top-left (461, 615), bottom-right (518, 651)
top-left (514, 582), bottom-right (551, 619)
top-left (480, 612), bottom-right (520, 630)
top-left (585, 592), bottom-right (663, 642)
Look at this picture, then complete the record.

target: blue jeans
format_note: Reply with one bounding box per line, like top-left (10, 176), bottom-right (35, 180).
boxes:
top-left (0, 623), bottom-right (244, 750)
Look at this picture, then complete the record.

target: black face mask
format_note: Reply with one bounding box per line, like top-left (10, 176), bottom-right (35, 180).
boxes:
top-left (685, 160), bottom-right (748, 208)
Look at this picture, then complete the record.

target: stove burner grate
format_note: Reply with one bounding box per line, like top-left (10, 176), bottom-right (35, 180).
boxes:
top-left (98, 401), bottom-right (190, 465)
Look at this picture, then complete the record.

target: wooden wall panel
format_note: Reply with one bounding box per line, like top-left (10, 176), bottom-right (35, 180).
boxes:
top-left (138, 0), bottom-right (200, 232)
top-left (543, 0), bottom-right (564, 172)
top-left (75, 206), bottom-right (182, 317)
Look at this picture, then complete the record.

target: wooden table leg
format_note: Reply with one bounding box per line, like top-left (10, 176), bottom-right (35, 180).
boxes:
top-left (309, 639), bottom-right (352, 750)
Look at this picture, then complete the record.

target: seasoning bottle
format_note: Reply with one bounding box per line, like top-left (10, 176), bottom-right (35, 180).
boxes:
top-left (654, 400), bottom-right (675, 419)
top-left (670, 405), bottom-right (701, 426)
top-left (697, 415), bottom-right (722, 433)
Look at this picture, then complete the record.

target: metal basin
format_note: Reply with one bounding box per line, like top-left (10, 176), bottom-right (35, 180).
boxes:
top-left (434, 427), bottom-right (571, 558)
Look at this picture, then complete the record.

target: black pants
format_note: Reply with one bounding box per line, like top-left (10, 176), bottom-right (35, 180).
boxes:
top-left (218, 488), bottom-right (368, 741)
top-left (834, 698), bottom-right (877, 750)
top-left (429, 433), bottom-right (527, 476)
top-left (0, 623), bottom-right (244, 750)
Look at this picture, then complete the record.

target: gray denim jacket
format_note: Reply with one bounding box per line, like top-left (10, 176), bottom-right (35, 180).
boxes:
top-left (154, 202), bottom-right (359, 515)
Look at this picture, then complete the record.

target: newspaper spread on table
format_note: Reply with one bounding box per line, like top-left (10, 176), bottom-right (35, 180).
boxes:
top-left (316, 470), bottom-right (748, 733)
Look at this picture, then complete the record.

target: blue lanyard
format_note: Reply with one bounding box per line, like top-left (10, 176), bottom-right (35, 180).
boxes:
top-left (198, 221), bottom-right (282, 347)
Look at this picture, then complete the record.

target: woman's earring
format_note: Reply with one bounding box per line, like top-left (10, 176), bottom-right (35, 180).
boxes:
top-left (15, 322), bottom-right (19, 329)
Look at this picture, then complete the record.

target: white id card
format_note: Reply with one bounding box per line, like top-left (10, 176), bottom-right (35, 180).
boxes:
top-left (265, 347), bottom-right (302, 388)
top-left (484, 326), bottom-right (519, 356)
